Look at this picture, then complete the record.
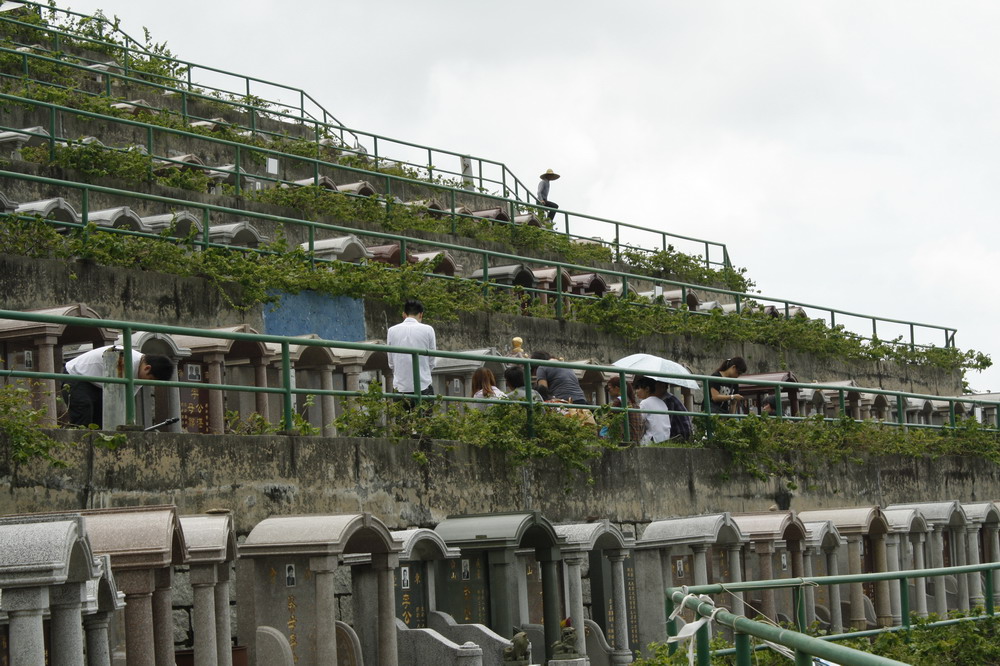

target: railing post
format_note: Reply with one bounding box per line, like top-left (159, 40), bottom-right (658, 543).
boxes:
top-left (839, 389), bottom-right (846, 417)
top-left (900, 575), bottom-right (910, 630)
top-left (986, 569), bottom-right (995, 616)
top-left (775, 385), bottom-right (783, 420)
top-left (48, 105), bottom-right (56, 161)
top-left (949, 400), bottom-right (956, 429)
top-left (910, 323), bottom-right (916, 352)
top-left (410, 353), bottom-right (421, 407)
top-left (897, 395), bottom-right (906, 427)
top-left (795, 585), bottom-right (806, 630)
top-left (734, 633), bottom-right (752, 666)
top-left (619, 371), bottom-right (630, 443)
top-left (555, 269), bottom-right (564, 320)
top-left (281, 342), bottom-right (293, 431)
top-left (234, 145), bottom-right (242, 195)
top-left (122, 327), bottom-right (136, 426)
top-left (523, 362), bottom-right (534, 438)
top-left (201, 208), bottom-right (210, 251)
top-left (665, 595), bottom-right (677, 656)
top-left (696, 622), bottom-right (711, 666)
top-left (703, 378), bottom-right (713, 439)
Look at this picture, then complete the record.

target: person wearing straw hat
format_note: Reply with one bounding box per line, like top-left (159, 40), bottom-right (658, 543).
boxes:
top-left (537, 168), bottom-right (560, 222)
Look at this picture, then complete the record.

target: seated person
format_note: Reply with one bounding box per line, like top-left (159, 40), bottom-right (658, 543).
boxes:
top-left (504, 365), bottom-right (543, 403)
top-left (633, 376), bottom-right (671, 445)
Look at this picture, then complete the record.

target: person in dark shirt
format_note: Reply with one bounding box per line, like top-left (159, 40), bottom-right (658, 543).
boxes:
top-left (708, 357), bottom-right (747, 414)
top-left (531, 351), bottom-right (587, 404)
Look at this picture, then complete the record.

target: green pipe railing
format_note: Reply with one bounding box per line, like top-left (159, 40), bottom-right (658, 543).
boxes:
top-left (0, 309), bottom-right (992, 436)
top-left (0, 163), bottom-right (960, 351)
top-left (0, 13), bottom-right (737, 268)
top-left (667, 560), bottom-right (1000, 665)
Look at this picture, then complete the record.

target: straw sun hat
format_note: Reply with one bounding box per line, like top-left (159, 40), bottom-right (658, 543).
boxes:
top-left (540, 169), bottom-right (560, 180)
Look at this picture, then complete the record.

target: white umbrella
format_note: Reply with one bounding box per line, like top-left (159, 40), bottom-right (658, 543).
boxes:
top-left (611, 353), bottom-right (700, 390)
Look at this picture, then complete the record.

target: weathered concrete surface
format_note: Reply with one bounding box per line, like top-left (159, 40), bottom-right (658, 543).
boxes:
top-left (2, 431), bottom-right (996, 537)
top-left (0, 250), bottom-right (961, 395)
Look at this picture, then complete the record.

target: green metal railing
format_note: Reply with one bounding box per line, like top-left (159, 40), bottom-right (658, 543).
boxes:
top-left (667, 560), bottom-right (1000, 665)
top-left (0, 163), bottom-right (960, 352)
top-left (0, 309), bottom-right (992, 436)
top-left (0, 8), bottom-right (736, 268)
top-left (0, 91), bottom-right (726, 266)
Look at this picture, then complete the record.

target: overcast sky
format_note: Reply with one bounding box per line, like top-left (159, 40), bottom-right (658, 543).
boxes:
top-left (68, 1), bottom-right (1000, 392)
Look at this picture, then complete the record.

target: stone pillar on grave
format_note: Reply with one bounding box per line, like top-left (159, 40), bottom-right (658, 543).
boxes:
top-left (802, 546), bottom-right (817, 626)
top-left (84, 610), bottom-right (114, 666)
top-left (607, 548), bottom-right (633, 665)
top-left (966, 525), bottom-right (984, 608)
top-left (35, 334), bottom-right (58, 427)
top-left (825, 547), bottom-right (843, 633)
top-left (846, 536), bottom-right (865, 629)
top-left (884, 535), bottom-right (901, 625)
top-left (727, 544), bottom-right (745, 617)
top-left (954, 527), bottom-right (970, 611)
top-left (562, 552), bottom-right (588, 656)
top-left (2, 587), bottom-right (49, 666)
top-left (989, 525), bottom-right (1000, 602)
top-left (152, 568), bottom-right (174, 666)
top-left (253, 358), bottom-right (269, 418)
top-left (205, 352), bottom-right (226, 434)
top-left (538, 547), bottom-right (563, 663)
top-left (873, 533), bottom-right (892, 627)
top-left (313, 555), bottom-right (340, 666)
top-left (50, 581), bottom-right (86, 666)
top-left (373, 552), bottom-right (400, 666)
top-left (930, 527), bottom-right (949, 617)
top-left (692, 544), bottom-right (709, 587)
top-left (191, 564), bottom-right (219, 666)
top-left (912, 534), bottom-right (928, 618)
top-left (319, 364), bottom-right (337, 436)
top-left (215, 563), bottom-right (233, 666)
top-left (755, 541), bottom-right (776, 622)
top-left (115, 569), bottom-right (157, 666)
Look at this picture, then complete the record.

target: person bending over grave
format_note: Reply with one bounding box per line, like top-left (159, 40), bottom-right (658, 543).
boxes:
top-left (531, 351), bottom-right (588, 404)
top-left (63, 345), bottom-right (173, 428)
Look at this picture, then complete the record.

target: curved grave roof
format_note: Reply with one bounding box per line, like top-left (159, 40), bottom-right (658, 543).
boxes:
top-left (885, 501), bottom-right (967, 527)
top-left (81, 505), bottom-right (186, 570)
top-left (882, 508), bottom-right (930, 535)
top-left (0, 514), bottom-right (97, 588)
top-left (179, 513), bottom-right (237, 565)
top-left (802, 521), bottom-right (844, 552)
top-left (555, 520), bottom-right (634, 553)
top-left (962, 502), bottom-right (1000, 525)
top-left (731, 512), bottom-right (807, 543)
top-left (796, 507), bottom-right (889, 536)
top-left (241, 513), bottom-right (401, 558)
top-left (637, 513), bottom-right (746, 549)
top-left (435, 511), bottom-right (562, 551)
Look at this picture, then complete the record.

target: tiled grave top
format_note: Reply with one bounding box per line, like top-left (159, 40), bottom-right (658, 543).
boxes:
top-left (554, 520), bottom-right (634, 553)
top-left (884, 501), bottom-right (966, 527)
top-left (179, 513), bottom-right (237, 565)
top-left (797, 507), bottom-right (890, 535)
top-left (436, 511), bottom-right (561, 550)
top-left (801, 520), bottom-right (844, 551)
top-left (241, 513), bottom-right (401, 558)
top-left (0, 514), bottom-right (97, 587)
top-left (962, 502), bottom-right (1000, 525)
top-left (731, 512), bottom-right (807, 542)
top-left (882, 509), bottom-right (930, 535)
top-left (637, 513), bottom-right (745, 550)
top-left (81, 505), bottom-right (185, 570)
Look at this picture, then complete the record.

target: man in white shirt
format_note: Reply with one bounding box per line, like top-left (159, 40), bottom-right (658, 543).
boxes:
top-left (63, 345), bottom-right (173, 428)
top-left (386, 300), bottom-right (437, 407)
